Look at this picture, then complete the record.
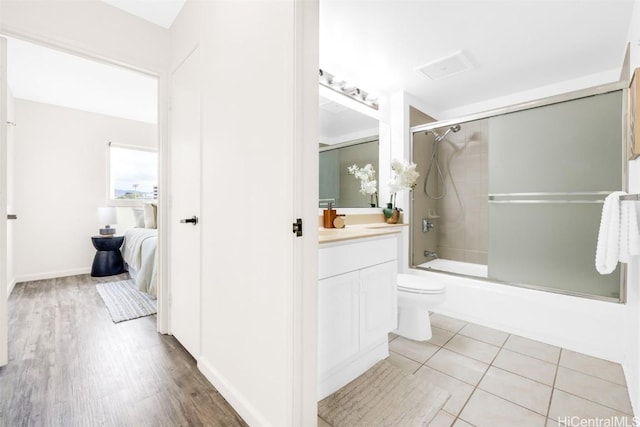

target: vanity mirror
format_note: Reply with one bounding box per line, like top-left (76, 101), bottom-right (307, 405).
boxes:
top-left (319, 91), bottom-right (380, 208)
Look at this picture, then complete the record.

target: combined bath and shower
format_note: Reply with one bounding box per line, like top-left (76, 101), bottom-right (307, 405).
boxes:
top-left (423, 124), bottom-right (461, 200)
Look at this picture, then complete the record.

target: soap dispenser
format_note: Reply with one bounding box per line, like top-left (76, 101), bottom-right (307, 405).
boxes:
top-left (323, 202), bottom-right (337, 228)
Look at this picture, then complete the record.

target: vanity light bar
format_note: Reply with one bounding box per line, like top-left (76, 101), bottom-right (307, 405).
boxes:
top-left (319, 69), bottom-right (379, 110)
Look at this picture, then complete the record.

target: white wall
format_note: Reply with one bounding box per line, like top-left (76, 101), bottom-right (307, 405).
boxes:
top-left (439, 68), bottom-right (621, 120)
top-left (624, 0), bottom-right (640, 415)
top-left (0, 0), bottom-right (169, 74)
top-left (6, 88), bottom-right (15, 293)
top-left (12, 100), bottom-right (156, 281)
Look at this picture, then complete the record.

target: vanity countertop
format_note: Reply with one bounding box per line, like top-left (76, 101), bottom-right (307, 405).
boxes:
top-left (318, 223), bottom-right (407, 244)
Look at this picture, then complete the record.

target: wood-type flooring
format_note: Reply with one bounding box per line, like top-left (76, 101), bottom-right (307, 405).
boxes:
top-left (0, 273), bottom-right (247, 427)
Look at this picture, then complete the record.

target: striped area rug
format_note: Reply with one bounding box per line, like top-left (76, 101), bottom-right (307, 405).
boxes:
top-left (96, 279), bottom-right (157, 323)
top-left (318, 360), bottom-right (450, 426)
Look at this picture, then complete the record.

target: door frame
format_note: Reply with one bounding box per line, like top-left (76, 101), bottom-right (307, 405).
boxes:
top-left (1, 36), bottom-right (9, 366)
top-left (0, 30), bottom-right (170, 335)
top-left (292, 1), bottom-right (319, 423)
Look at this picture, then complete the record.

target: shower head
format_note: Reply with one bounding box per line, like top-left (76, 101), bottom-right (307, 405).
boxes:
top-left (428, 124), bottom-right (462, 143)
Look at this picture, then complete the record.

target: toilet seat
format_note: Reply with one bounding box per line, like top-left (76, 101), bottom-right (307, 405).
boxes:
top-left (398, 274), bottom-right (445, 294)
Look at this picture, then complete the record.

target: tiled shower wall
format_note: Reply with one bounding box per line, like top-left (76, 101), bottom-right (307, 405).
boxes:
top-left (413, 119), bottom-right (489, 265)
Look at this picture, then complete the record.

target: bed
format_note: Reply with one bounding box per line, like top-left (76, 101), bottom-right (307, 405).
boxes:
top-left (121, 228), bottom-right (158, 298)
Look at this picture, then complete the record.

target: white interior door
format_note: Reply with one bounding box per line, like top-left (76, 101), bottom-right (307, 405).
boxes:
top-left (0, 36), bottom-right (8, 366)
top-left (169, 46), bottom-right (201, 359)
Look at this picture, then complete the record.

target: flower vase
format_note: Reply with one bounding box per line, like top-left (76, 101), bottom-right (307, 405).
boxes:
top-left (383, 203), bottom-right (393, 219)
top-left (386, 208), bottom-right (400, 224)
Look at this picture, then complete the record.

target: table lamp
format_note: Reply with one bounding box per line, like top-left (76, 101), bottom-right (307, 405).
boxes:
top-left (98, 207), bottom-right (117, 236)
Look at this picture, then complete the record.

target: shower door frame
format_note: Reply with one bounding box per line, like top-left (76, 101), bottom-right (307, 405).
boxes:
top-left (409, 81), bottom-right (629, 304)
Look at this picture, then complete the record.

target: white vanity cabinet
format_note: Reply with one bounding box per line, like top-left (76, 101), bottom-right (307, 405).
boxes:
top-left (318, 271), bottom-right (360, 373)
top-left (318, 233), bottom-right (398, 400)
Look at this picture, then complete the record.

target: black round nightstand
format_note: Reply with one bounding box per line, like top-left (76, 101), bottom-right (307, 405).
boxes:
top-left (91, 235), bottom-right (125, 277)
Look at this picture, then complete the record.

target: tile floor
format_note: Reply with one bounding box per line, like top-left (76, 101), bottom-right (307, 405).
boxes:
top-left (320, 313), bottom-right (636, 426)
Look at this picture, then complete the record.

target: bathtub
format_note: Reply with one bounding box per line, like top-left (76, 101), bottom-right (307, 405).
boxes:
top-left (418, 258), bottom-right (488, 278)
top-left (401, 267), bottom-right (626, 365)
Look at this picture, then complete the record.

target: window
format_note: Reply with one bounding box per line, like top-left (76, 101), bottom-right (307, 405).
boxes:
top-left (108, 143), bottom-right (158, 203)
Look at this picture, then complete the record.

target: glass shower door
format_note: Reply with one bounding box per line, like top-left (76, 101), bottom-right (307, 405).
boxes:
top-left (487, 90), bottom-right (623, 300)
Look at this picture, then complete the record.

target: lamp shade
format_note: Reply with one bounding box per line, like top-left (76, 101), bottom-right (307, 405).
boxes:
top-left (98, 207), bottom-right (117, 225)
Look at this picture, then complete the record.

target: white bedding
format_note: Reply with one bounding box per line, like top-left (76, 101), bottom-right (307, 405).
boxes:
top-left (122, 228), bottom-right (158, 298)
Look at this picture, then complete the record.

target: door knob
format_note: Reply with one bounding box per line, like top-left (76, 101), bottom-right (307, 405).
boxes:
top-left (180, 216), bottom-right (198, 225)
top-left (7, 214), bottom-right (17, 220)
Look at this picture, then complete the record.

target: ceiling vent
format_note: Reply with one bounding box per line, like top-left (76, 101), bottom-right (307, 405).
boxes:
top-left (417, 51), bottom-right (475, 81)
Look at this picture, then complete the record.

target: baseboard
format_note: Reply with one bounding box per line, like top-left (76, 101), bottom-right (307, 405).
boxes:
top-left (198, 356), bottom-right (271, 427)
top-left (15, 268), bottom-right (91, 284)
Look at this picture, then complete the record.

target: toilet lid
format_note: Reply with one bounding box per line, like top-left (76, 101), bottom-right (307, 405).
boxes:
top-left (398, 273), bottom-right (445, 294)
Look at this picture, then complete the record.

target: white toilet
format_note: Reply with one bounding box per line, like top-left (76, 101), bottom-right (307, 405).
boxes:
top-left (396, 273), bottom-right (446, 341)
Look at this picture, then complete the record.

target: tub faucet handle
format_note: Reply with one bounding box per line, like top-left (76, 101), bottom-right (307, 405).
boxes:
top-left (424, 250), bottom-right (439, 259)
top-left (423, 218), bottom-right (435, 233)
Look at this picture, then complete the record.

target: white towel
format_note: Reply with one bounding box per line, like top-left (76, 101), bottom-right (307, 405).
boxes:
top-left (595, 191), bottom-right (640, 274)
top-left (619, 199), bottom-right (640, 263)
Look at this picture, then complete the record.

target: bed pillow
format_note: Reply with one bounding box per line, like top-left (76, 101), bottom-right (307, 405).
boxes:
top-left (132, 208), bottom-right (145, 228)
top-left (143, 203), bottom-right (157, 229)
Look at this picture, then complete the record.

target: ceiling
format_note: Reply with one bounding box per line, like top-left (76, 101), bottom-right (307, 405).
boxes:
top-left (7, 37), bottom-right (157, 124)
top-left (99, 0), bottom-right (185, 28)
top-left (6, 1), bottom-right (635, 128)
top-left (320, 0), bottom-right (635, 118)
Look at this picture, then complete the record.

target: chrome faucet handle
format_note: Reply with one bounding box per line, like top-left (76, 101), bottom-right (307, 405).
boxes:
top-left (423, 218), bottom-right (435, 233)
